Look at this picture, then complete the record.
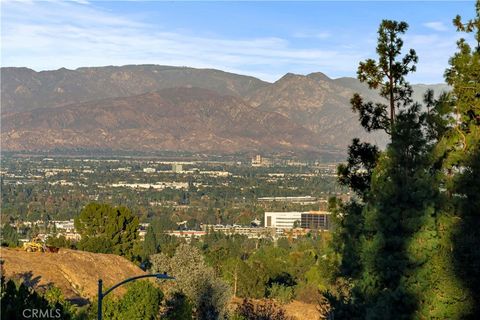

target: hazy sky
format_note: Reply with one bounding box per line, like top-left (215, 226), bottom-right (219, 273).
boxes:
top-left (1, 1), bottom-right (475, 83)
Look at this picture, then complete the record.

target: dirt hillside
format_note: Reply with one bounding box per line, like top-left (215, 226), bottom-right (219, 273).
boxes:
top-left (1, 248), bottom-right (146, 302)
top-left (2, 248), bottom-right (321, 318)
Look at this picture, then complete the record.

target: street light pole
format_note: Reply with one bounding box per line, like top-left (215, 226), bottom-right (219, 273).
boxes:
top-left (98, 279), bottom-right (103, 320)
top-left (97, 273), bottom-right (174, 320)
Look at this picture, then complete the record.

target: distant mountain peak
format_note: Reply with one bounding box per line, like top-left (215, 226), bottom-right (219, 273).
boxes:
top-left (277, 72), bottom-right (305, 82)
top-left (307, 72), bottom-right (331, 82)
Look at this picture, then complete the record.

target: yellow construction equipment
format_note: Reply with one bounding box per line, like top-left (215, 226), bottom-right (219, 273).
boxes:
top-left (23, 237), bottom-right (59, 253)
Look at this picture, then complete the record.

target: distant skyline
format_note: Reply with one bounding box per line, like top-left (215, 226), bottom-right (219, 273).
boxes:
top-left (1, 1), bottom-right (475, 84)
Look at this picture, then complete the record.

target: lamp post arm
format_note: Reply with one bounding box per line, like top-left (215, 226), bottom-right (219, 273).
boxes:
top-left (102, 273), bottom-right (174, 298)
top-left (97, 273), bottom-right (174, 320)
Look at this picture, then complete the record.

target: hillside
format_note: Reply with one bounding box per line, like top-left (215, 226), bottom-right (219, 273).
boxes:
top-left (246, 72), bottom-right (389, 148)
top-left (1, 87), bottom-right (328, 154)
top-left (1, 65), bottom-right (268, 114)
top-left (1, 248), bottom-right (146, 302)
top-left (246, 72), bottom-right (449, 148)
top-left (1, 248), bottom-right (321, 319)
top-left (1, 64), bottom-right (449, 154)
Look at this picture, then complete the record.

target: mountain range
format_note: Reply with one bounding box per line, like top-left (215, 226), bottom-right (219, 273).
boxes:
top-left (1, 65), bottom-right (449, 157)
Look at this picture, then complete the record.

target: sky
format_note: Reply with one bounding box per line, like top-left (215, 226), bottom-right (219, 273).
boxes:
top-left (1, 1), bottom-right (476, 84)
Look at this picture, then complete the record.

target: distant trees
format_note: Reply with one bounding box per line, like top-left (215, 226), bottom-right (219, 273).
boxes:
top-left (142, 216), bottom-right (183, 262)
top-left (74, 203), bottom-right (139, 259)
top-left (0, 224), bottom-right (19, 247)
top-left (46, 234), bottom-right (75, 249)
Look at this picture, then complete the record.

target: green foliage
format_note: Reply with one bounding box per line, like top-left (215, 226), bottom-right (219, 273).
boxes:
top-left (127, 281), bottom-right (163, 317)
top-left (147, 216), bottom-right (183, 258)
top-left (0, 276), bottom-right (74, 320)
top-left (337, 139), bottom-right (379, 199)
top-left (46, 234), bottom-right (74, 249)
top-left (163, 291), bottom-right (193, 320)
top-left (74, 202), bottom-right (139, 259)
top-left (150, 244), bottom-right (231, 319)
top-left (104, 280), bottom-right (163, 320)
top-left (330, 4), bottom-right (480, 319)
top-left (356, 103), bottom-right (437, 319)
top-left (1, 224), bottom-right (19, 247)
top-left (143, 225), bottom-right (157, 258)
top-left (267, 284), bottom-right (294, 304)
top-left (442, 2), bottom-right (480, 317)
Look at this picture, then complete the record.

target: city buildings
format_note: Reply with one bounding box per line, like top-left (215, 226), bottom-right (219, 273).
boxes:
top-left (300, 211), bottom-right (331, 230)
top-left (201, 224), bottom-right (275, 239)
top-left (258, 196), bottom-right (317, 204)
top-left (264, 210), bottom-right (332, 231)
top-left (264, 212), bottom-right (302, 229)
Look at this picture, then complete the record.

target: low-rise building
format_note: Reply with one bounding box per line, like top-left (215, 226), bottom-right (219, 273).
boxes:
top-left (264, 212), bottom-right (302, 230)
top-left (52, 219), bottom-right (76, 232)
top-left (265, 210), bottom-right (332, 231)
top-left (301, 211), bottom-right (331, 231)
top-left (258, 196), bottom-right (317, 204)
top-left (201, 224), bottom-right (275, 239)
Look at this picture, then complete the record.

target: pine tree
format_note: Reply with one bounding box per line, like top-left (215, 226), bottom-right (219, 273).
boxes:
top-left (444, 2), bottom-right (480, 317)
top-left (143, 225), bottom-right (157, 259)
top-left (74, 202), bottom-right (139, 259)
top-left (330, 4), bottom-right (480, 317)
top-left (352, 20), bottom-right (418, 134)
top-left (331, 20), bottom-right (418, 319)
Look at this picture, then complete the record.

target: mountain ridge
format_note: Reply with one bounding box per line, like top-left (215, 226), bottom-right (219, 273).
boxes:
top-left (2, 87), bottom-right (331, 155)
top-left (1, 64), bottom-right (450, 155)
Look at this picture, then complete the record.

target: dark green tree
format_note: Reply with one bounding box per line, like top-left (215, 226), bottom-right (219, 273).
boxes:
top-left (1, 224), bottom-right (19, 247)
top-left (330, 3), bottom-right (480, 318)
top-left (143, 225), bottom-right (157, 259)
top-left (1, 274), bottom-right (74, 320)
top-left (101, 280), bottom-right (163, 320)
top-left (163, 291), bottom-right (193, 320)
top-left (357, 103), bottom-right (436, 319)
top-left (445, 2), bottom-right (480, 317)
top-left (74, 202), bottom-right (139, 259)
top-left (331, 21), bottom-right (417, 317)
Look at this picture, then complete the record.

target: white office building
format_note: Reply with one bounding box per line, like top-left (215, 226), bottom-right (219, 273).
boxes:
top-left (264, 212), bottom-right (302, 229)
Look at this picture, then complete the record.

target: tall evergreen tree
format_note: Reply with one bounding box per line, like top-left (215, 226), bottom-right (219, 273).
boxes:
top-left (357, 103), bottom-right (438, 319)
top-left (444, 2), bottom-right (480, 317)
top-left (352, 20), bottom-right (418, 134)
top-left (330, 3), bottom-right (480, 317)
top-left (332, 21), bottom-right (418, 318)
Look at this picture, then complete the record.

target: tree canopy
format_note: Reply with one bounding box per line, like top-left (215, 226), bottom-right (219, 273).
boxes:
top-left (74, 202), bottom-right (139, 259)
